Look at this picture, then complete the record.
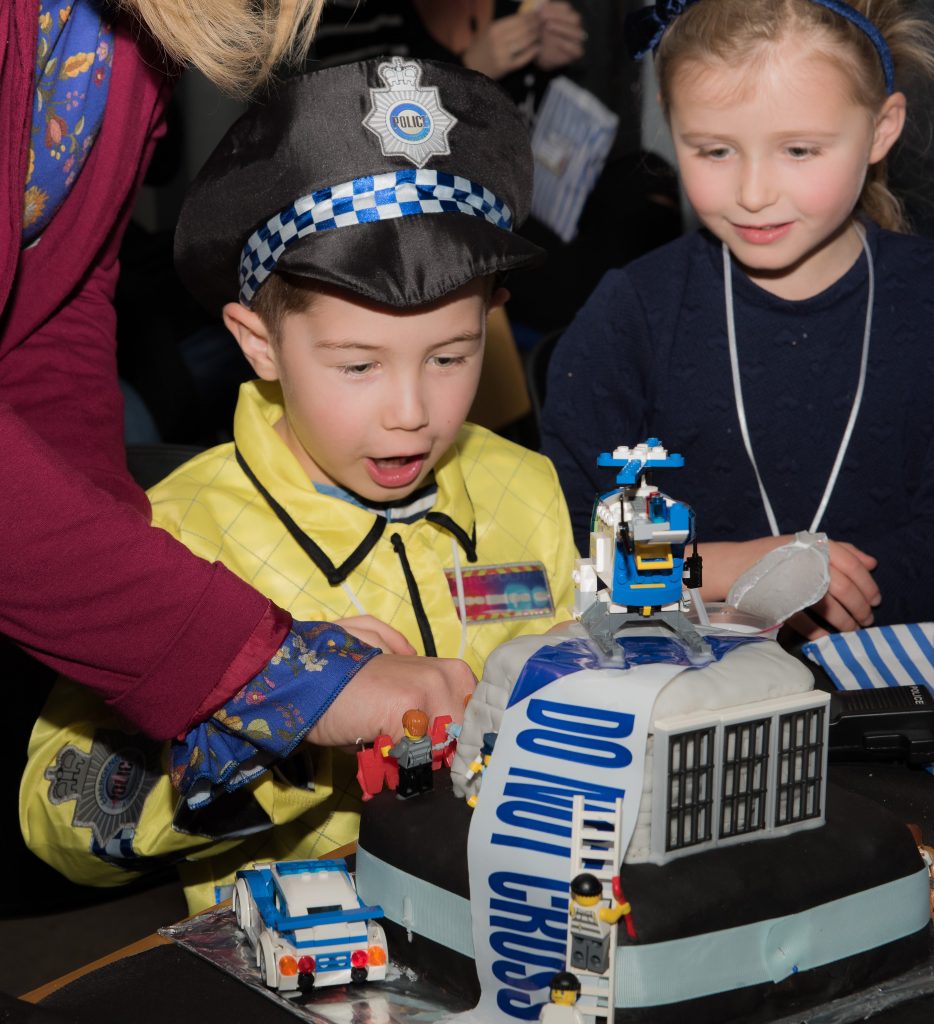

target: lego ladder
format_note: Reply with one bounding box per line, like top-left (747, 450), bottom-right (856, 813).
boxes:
top-left (566, 793), bottom-right (625, 1023)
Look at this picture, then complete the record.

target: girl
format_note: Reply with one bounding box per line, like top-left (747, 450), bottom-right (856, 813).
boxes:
top-left (541, 0), bottom-right (934, 639)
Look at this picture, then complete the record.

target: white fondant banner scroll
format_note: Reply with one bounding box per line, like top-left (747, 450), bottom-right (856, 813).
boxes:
top-left (464, 663), bottom-right (684, 1022)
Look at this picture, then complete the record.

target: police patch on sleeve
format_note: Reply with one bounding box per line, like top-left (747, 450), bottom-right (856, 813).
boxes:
top-left (363, 58), bottom-right (457, 167)
top-left (445, 562), bottom-right (555, 622)
top-left (45, 731), bottom-right (159, 862)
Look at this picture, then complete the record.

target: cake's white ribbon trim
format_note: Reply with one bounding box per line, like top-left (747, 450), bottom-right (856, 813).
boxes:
top-left (616, 865), bottom-right (930, 1006)
top-left (356, 847), bottom-right (930, 1010)
top-left (356, 845), bottom-right (474, 957)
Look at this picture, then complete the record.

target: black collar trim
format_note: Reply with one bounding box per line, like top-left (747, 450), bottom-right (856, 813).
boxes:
top-left (425, 511), bottom-right (478, 562)
top-left (235, 447), bottom-right (385, 586)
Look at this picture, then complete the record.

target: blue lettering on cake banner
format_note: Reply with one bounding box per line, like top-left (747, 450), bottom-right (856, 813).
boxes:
top-left (465, 662), bottom-right (687, 1021)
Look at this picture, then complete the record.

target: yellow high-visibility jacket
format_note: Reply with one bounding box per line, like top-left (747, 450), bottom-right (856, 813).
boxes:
top-left (21, 381), bottom-right (575, 911)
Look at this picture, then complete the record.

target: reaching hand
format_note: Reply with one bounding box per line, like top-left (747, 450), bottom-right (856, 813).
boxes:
top-left (786, 541), bottom-right (880, 639)
top-left (461, 13), bottom-right (542, 79)
top-left (304, 653), bottom-right (477, 748)
top-left (697, 536), bottom-right (790, 603)
top-left (535, 1), bottom-right (586, 70)
top-left (699, 536), bottom-right (881, 640)
top-left (335, 615), bottom-right (416, 655)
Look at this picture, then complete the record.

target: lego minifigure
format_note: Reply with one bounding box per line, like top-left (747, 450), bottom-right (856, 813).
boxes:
top-left (538, 971), bottom-right (584, 1023)
top-left (908, 824), bottom-right (934, 921)
top-left (381, 709), bottom-right (451, 800)
top-left (465, 731), bottom-right (497, 808)
top-left (574, 438), bottom-right (709, 659)
top-left (921, 843), bottom-right (934, 921)
top-left (568, 872), bottom-right (629, 975)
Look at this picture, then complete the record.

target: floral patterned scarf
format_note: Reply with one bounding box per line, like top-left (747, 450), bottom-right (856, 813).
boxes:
top-left (23, 0), bottom-right (114, 243)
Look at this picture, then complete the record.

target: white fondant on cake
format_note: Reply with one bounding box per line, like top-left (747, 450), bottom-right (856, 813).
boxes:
top-left (452, 624), bottom-right (817, 862)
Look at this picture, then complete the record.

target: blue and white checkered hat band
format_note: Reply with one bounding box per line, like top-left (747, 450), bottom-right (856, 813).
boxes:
top-left (239, 167), bottom-right (514, 305)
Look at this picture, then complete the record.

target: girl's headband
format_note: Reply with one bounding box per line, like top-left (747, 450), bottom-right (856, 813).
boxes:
top-left (626, 0), bottom-right (895, 94)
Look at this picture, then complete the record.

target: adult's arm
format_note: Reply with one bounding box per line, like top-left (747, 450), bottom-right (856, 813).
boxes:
top-left (0, 11), bottom-right (292, 738)
top-left (0, 402), bottom-right (290, 739)
top-left (1, 13), bottom-right (175, 511)
top-left (1, 251), bottom-right (145, 508)
top-left (0, 10), bottom-right (475, 753)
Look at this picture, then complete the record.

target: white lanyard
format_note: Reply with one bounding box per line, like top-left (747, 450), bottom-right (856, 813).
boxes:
top-left (722, 226), bottom-right (874, 536)
top-left (341, 537), bottom-right (468, 659)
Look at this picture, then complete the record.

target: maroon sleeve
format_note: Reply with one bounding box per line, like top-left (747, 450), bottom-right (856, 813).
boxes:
top-left (0, 400), bottom-right (292, 740)
top-left (0, 11), bottom-right (292, 739)
top-left (1, 245), bottom-right (144, 510)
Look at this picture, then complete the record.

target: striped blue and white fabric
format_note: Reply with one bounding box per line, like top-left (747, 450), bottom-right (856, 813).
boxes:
top-left (803, 624), bottom-right (934, 692)
top-left (803, 624), bottom-right (934, 775)
top-left (529, 76), bottom-right (618, 243)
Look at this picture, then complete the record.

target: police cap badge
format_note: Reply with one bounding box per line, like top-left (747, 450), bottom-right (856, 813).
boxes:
top-left (175, 58), bottom-right (543, 313)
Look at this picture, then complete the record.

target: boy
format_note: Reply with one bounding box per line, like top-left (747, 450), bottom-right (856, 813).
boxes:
top-left (21, 58), bottom-right (575, 912)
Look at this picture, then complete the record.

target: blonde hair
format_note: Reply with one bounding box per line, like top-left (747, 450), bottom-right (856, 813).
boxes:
top-left (117, 0), bottom-right (325, 96)
top-left (655, 0), bottom-right (934, 232)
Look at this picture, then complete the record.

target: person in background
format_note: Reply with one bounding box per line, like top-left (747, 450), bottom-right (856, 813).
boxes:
top-left (541, 0), bottom-right (934, 638)
top-left (311, 0), bottom-right (586, 113)
top-left (308, 0), bottom-right (683, 337)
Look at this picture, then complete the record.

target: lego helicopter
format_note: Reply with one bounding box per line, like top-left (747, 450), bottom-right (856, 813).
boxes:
top-left (573, 438), bottom-right (710, 659)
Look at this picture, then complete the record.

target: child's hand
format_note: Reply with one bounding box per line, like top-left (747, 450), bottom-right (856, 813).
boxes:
top-left (786, 541), bottom-right (880, 639)
top-left (535, 1), bottom-right (586, 70)
top-left (335, 615), bottom-right (416, 655)
top-left (698, 537), bottom-right (790, 601)
top-left (699, 537), bottom-right (880, 638)
top-left (304, 654), bottom-right (477, 748)
top-left (462, 14), bottom-right (541, 79)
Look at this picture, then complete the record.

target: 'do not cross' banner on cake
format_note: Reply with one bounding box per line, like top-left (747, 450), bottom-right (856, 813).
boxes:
top-left (459, 633), bottom-right (757, 1023)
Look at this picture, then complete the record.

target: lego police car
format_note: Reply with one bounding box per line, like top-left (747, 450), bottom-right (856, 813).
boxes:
top-left (233, 857), bottom-right (389, 993)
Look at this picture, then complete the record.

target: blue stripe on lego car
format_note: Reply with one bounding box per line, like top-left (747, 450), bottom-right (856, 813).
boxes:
top-left (285, 933), bottom-right (369, 949)
top-left (271, 905), bottom-right (384, 931)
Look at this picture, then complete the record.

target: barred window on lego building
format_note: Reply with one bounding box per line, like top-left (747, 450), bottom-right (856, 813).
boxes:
top-left (774, 706), bottom-right (825, 827)
top-left (665, 726), bottom-right (715, 852)
top-left (720, 717), bottom-right (770, 839)
top-left (651, 691), bottom-right (829, 863)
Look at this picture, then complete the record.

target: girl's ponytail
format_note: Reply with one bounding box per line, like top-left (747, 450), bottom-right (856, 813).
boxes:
top-left (860, 163), bottom-right (909, 233)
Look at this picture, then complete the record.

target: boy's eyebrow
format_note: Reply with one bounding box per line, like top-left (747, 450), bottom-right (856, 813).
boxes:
top-left (429, 329), bottom-right (485, 346)
top-left (312, 329), bottom-right (484, 351)
top-left (312, 340), bottom-right (383, 352)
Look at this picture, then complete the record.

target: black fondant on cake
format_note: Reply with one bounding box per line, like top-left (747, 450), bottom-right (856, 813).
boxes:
top-left (358, 773), bottom-right (931, 1023)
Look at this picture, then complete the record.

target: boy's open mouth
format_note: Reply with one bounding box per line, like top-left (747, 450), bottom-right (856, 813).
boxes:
top-left (366, 454), bottom-right (427, 489)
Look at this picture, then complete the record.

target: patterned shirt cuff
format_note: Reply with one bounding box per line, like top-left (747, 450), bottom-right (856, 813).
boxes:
top-left (170, 622), bottom-right (379, 808)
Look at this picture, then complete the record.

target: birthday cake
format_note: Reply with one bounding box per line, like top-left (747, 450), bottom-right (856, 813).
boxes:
top-left (355, 442), bottom-right (932, 1023)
